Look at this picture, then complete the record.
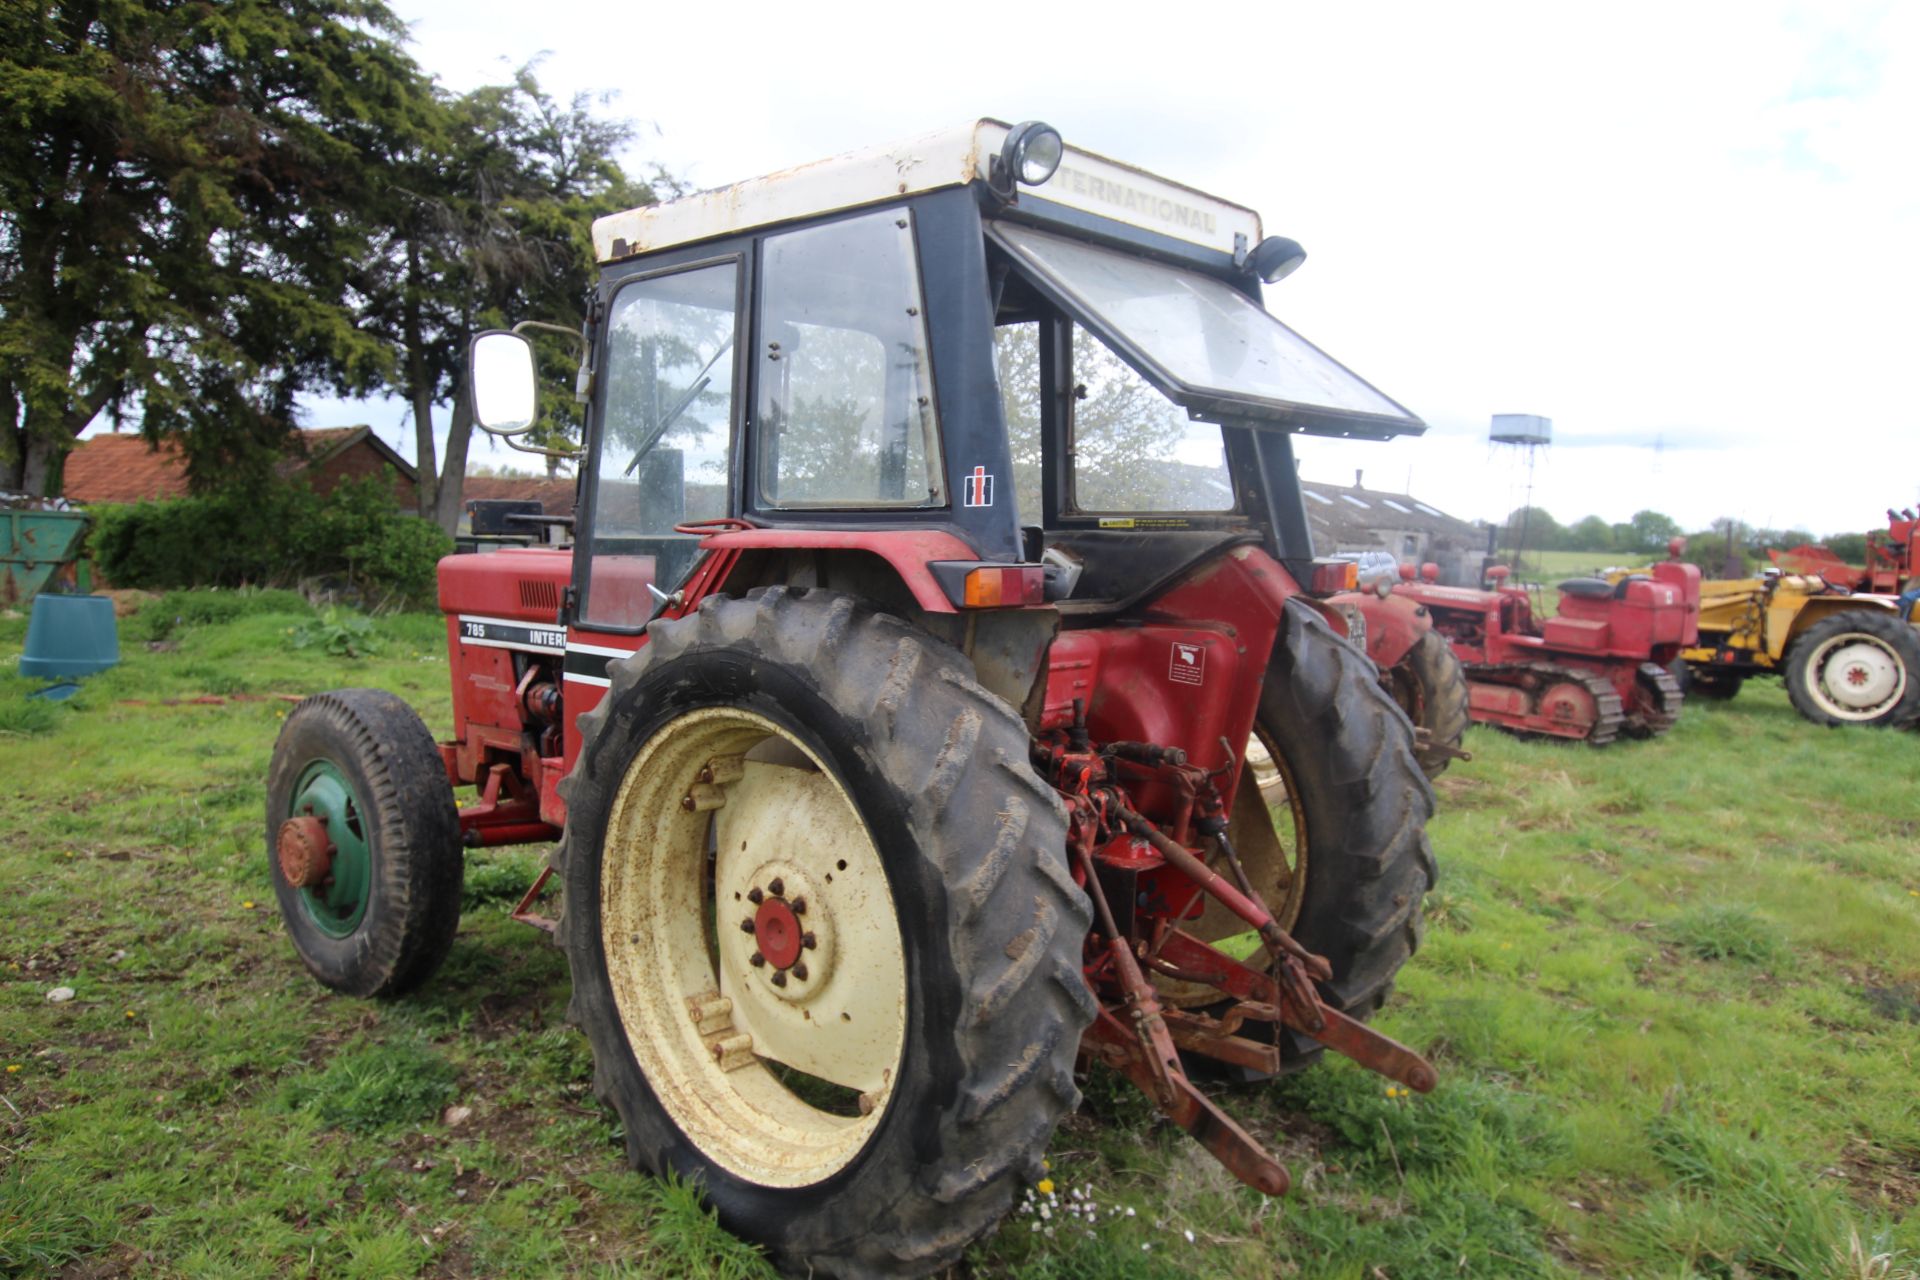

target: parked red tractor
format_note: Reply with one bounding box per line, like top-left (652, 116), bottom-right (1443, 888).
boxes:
top-left (1387, 548), bottom-right (1702, 745)
top-left (266, 120), bottom-right (1440, 1275)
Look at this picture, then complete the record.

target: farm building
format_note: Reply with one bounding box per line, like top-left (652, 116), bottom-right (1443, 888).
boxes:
top-left (1301, 470), bottom-right (1486, 585)
top-left (62, 426), bottom-right (418, 508)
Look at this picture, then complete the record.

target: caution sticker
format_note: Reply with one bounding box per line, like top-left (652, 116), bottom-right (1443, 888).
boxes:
top-left (1169, 641), bottom-right (1205, 686)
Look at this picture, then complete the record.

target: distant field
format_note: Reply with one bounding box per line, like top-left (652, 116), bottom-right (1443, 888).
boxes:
top-left (1491, 547), bottom-right (1648, 580)
top-left (4, 594), bottom-right (1916, 1278)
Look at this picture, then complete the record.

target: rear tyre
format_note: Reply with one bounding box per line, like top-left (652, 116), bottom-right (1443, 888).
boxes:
top-left (1266, 601), bottom-right (1437, 1068)
top-left (1384, 629), bottom-right (1471, 779)
top-left (1186, 601), bottom-right (1436, 1078)
top-left (265, 689), bottom-right (464, 998)
top-left (1784, 611), bottom-right (1920, 727)
top-left (557, 588), bottom-right (1092, 1278)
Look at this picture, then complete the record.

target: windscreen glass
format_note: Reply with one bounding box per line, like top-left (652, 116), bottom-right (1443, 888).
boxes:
top-left (996, 224), bottom-right (1414, 426)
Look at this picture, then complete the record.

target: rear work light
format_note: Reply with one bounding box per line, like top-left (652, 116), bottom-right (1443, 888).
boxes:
top-left (962, 565), bottom-right (1047, 608)
top-left (1307, 559), bottom-right (1359, 597)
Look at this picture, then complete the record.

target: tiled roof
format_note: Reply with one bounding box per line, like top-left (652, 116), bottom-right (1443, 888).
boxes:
top-left (62, 434), bottom-right (193, 505)
top-left (64, 428), bottom-right (413, 505)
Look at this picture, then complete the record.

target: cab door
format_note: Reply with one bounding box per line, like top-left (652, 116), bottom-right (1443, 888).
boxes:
top-left (564, 256), bottom-right (743, 761)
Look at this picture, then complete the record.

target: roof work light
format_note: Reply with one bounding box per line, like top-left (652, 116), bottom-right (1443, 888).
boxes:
top-left (1250, 235), bottom-right (1308, 284)
top-left (992, 121), bottom-right (1063, 196)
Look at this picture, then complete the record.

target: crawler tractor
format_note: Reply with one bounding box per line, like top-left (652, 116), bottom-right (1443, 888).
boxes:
top-left (1392, 552), bottom-right (1701, 745)
top-left (267, 120), bottom-right (1439, 1276)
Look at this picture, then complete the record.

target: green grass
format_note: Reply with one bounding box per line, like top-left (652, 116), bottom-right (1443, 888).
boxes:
top-left (3, 593), bottom-right (1918, 1277)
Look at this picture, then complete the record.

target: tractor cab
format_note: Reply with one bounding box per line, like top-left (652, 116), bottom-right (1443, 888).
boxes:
top-left (460, 120), bottom-right (1424, 782)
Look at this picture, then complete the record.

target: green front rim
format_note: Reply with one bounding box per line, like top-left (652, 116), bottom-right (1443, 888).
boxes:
top-left (289, 760), bottom-right (372, 938)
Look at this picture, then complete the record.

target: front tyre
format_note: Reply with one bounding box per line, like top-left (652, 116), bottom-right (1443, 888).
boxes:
top-left (265, 689), bottom-right (464, 998)
top-left (557, 588), bottom-right (1092, 1278)
top-left (1384, 628), bottom-right (1472, 779)
top-left (1784, 611), bottom-right (1920, 728)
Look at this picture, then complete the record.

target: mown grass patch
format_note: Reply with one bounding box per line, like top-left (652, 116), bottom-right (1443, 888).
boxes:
top-left (3, 592), bottom-right (1917, 1277)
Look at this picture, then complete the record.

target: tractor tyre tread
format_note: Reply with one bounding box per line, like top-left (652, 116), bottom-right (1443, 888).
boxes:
top-left (1398, 628), bottom-right (1472, 779)
top-left (264, 688), bottom-right (464, 999)
top-left (555, 587), bottom-right (1091, 1279)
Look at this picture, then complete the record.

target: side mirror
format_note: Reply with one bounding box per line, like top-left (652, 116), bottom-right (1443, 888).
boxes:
top-left (470, 331), bottom-right (537, 431)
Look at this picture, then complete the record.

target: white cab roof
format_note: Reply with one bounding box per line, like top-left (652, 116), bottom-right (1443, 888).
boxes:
top-left (593, 119), bottom-right (1264, 264)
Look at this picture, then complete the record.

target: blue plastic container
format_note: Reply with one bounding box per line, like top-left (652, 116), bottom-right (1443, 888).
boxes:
top-left (19, 593), bottom-right (119, 678)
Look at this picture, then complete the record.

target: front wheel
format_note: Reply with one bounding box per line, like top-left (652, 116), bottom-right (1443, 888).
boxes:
top-left (557, 588), bottom-right (1092, 1278)
top-left (264, 689), bottom-right (464, 997)
top-left (1784, 611), bottom-right (1920, 727)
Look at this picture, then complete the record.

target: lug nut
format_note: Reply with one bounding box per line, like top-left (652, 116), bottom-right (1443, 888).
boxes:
top-left (769, 878), bottom-right (785, 897)
top-left (747, 886), bottom-right (763, 904)
top-left (802, 932), bottom-right (817, 950)
top-left (771, 970), bottom-right (788, 988)
top-left (791, 962), bottom-right (808, 982)
top-left (749, 952), bottom-right (766, 967)
top-left (739, 918), bottom-right (756, 934)
top-left (789, 896), bottom-right (806, 916)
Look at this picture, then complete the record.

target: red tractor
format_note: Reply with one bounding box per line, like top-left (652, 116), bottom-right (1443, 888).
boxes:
top-left (1388, 550), bottom-right (1702, 745)
top-left (266, 120), bottom-right (1440, 1275)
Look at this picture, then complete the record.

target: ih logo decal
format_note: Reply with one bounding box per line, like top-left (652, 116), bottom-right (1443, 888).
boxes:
top-left (1169, 641), bottom-right (1205, 686)
top-left (962, 466), bottom-right (994, 508)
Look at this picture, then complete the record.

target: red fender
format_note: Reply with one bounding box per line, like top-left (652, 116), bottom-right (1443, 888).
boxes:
top-left (1329, 589), bottom-right (1433, 670)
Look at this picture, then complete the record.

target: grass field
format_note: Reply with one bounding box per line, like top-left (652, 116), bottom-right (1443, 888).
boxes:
top-left (3, 592), bottom-right (1917, 1278)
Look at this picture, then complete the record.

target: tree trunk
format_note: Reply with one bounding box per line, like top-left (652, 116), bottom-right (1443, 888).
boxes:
top-left (432, 383), bottom-right (474, 534)
top-left (20, 435), bottom-right (57, 498)
top-left (403, 239), bottom-right (440, 519)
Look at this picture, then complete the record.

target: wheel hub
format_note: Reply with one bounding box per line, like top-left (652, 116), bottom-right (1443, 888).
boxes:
top-left (1820, 640), bottom-right (1898, 710)
top-left (276, 815), bottom-right (335, 889)
top-left (728, 862), bottom-right (834, 1002)
top-left (750, 894), bottom-right (806, 971)
top-left (285, 760), bottom-right (372, 938)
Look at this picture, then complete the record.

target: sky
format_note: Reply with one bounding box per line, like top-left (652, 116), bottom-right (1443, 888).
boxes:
top-left (300, 0), bottom-right (1920, 537)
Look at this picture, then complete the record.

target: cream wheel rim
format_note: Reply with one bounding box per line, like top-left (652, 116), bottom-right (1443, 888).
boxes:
top-left (599, 706), bottom-right (906, 1186)
top-left (1806, 633), bottom-right (1905, 719)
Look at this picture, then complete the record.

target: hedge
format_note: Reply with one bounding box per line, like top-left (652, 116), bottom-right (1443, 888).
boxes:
top-left (90, 478), bottom-right (451, 608)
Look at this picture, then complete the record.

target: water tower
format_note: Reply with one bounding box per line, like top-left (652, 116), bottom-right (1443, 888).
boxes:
top-left (1490, 414), bottom-right (1552, 565)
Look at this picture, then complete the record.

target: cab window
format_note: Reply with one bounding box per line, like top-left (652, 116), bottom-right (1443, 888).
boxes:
top-left (756, 211), bottom-right (945, 508)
